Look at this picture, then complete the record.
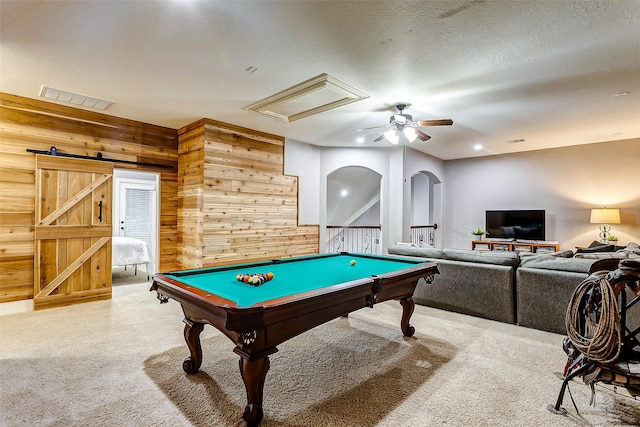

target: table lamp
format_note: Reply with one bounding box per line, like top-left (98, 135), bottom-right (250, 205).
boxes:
top-left (590, 208), bottom-right (620, 242)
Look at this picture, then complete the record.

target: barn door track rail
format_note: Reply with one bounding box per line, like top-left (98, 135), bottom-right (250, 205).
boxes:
top-left (27, 146), bottom-right (173, 169)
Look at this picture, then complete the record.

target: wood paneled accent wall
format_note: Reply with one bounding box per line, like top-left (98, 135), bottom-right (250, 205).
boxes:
top-left (0, 93), bottom-right (178, 303)
top-left (178, 119), bottom-right (319, 268)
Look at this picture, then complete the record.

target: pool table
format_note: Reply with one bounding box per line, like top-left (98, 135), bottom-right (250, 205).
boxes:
top-left (150, 252), bottom-right (438, 426)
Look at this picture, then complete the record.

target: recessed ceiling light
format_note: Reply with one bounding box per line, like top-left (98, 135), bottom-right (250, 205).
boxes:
top-left (341, 189), bottom-right (349, 197)
top-left (356, 137), bottom-right (365, 143)
top-left (473, 144), bottom-right (483, 150)
top-left (613, 91), bottom-right (629, 97)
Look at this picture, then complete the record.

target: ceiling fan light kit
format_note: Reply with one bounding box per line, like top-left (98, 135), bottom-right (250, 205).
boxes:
top-left (358, 103), bottom-right (453, 145)
top-left (384, 127), bottom-right (419, 144)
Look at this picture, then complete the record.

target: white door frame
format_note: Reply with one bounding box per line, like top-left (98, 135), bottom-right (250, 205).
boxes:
top-left (112, 169), bottom-right (160, 269)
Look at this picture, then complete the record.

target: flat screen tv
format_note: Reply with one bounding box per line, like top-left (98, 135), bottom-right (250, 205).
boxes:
top-left (485, 210), bottom-right (545, 241)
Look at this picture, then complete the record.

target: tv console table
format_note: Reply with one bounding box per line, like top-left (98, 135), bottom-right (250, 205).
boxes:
top-left (472, 240), bottom-right (559, 253)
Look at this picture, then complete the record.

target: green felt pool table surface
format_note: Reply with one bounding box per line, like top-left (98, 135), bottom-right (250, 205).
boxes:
top-left (164, 252), bottom-right (429, 307)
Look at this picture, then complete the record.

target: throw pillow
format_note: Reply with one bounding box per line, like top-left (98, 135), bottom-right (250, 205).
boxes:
top-left (576, 241), bottom-right (616, 253)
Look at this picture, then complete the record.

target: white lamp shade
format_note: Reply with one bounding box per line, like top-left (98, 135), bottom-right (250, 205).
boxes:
top-left (590, 208), bottom-right (620, 224)
top-left (403, 127), bottom-right (418, 142)
top-left (384, 129), bottom-right (400, 144)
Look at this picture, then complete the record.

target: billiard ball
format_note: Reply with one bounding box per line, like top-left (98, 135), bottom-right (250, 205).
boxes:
top-left (350, 260), bottom-right (356, 266)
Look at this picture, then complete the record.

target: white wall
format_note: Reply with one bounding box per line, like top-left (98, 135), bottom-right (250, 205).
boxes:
top-left (443, 138), bottom-right (640, 250)
top-left (284, 139), bottom-right (321, 225)
top-left (285, 137), bottom-right (639, 253)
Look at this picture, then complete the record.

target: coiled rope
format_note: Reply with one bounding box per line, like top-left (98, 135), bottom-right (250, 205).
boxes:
top-left (565, 275), bottom-right (621, 364)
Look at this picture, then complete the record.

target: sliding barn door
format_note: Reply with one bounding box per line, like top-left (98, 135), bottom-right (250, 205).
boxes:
top-left (34, 155), bottom-right (113, 310)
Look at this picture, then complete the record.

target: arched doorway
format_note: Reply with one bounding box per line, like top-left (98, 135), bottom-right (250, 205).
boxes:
top-left (326, 166), bottom-right (382, 254)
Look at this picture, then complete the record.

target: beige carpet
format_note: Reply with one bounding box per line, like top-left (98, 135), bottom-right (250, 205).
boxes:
top-left (112, 265), bottom-right (151, 286)
top-left (1, 281), bottom-right (639, 426)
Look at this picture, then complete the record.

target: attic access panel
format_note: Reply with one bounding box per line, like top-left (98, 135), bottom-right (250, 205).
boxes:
top-left (245, 73), bottom-right (368, 122)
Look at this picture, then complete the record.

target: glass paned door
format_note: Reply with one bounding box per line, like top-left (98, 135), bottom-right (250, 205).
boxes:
top-left (123, 187), bottom-right (154, 247)
top-left (114, 177), bottom-right (158, 265)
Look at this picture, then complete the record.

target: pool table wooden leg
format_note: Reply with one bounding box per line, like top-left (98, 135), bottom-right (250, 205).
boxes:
top-left (400, 296), bottom-right (416, 337)
top-left (182, 318), bottom-right (205, 374)
top-left (238, 353), bottom-right (271, 427)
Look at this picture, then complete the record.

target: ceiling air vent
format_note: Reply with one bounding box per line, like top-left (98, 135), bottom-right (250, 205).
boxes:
top-left (245, 73), bottom-right (368, 122)
top-left (39, 86), bottom-right (113, 110)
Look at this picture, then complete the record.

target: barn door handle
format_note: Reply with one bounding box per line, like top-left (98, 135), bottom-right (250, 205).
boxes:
top-left (98, 201), bottom-right (103, 223)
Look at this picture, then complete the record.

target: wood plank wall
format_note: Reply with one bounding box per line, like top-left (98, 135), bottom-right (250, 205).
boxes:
top-left (1, 93), bottom-right (319, 303)
top-left (178, 118), bottom-right (319, 268)
top-left (0, 93), bottom-right (178, 303)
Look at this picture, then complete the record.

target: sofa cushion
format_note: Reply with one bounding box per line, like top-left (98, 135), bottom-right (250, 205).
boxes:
top-left (519, 254), bottom-right (594, 273)
top-left (442, 248), bottom-right (519, 267)
top-left (520, 249), bottom-right (574, 258)
top-left (393, 242), bottom-right (417, 246)
top-left (574, 252), bottom-right (628, 259)
top-left (387, 245), bottom-right (443, 259)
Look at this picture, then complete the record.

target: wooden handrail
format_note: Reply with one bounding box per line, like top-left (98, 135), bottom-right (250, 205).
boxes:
top-left (326, 225), bottom-right (381, 229)
top-left (411, 224), bottom-right (438, 230)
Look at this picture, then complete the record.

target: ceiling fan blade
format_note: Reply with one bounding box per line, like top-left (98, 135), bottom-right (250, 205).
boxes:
top-left (354, 124), bottom-right (392, 132)
top-left (373, 134), bottom-right (385, 142)
top-left (416, 130), bottom-right (431, 142)
top-left (416, 119), bottom-right (453, 127)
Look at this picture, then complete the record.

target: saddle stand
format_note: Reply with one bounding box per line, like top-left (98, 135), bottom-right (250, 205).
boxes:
top-left (550, 258), bottom-right (640, 414)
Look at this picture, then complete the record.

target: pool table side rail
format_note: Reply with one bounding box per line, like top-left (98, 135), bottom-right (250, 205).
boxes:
top-left (372, 261), bottom-right (439, 301)
top-left (151, 272), bottom-right (376, 311)
top-left (151, 274), bottom-right (239, 309)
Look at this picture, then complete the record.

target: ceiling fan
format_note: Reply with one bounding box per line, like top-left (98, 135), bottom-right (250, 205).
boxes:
top-left (356, 104), bottom-right (453, 144)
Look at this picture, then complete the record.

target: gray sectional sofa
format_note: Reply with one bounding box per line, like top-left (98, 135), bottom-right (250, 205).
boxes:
top-left (515, 254), bottom-right (595, 333)
top-left (386, 245), bottom-right (520, 324)
top-left (387, 243), bottom-right (640, 334)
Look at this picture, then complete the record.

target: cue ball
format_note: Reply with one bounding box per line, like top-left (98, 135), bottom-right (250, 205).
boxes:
top-left (350, 260), bottom-right (356, 266)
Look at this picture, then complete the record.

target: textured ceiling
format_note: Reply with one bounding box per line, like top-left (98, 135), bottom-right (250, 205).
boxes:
top-left (1, 0), bottom-right (639, 160)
